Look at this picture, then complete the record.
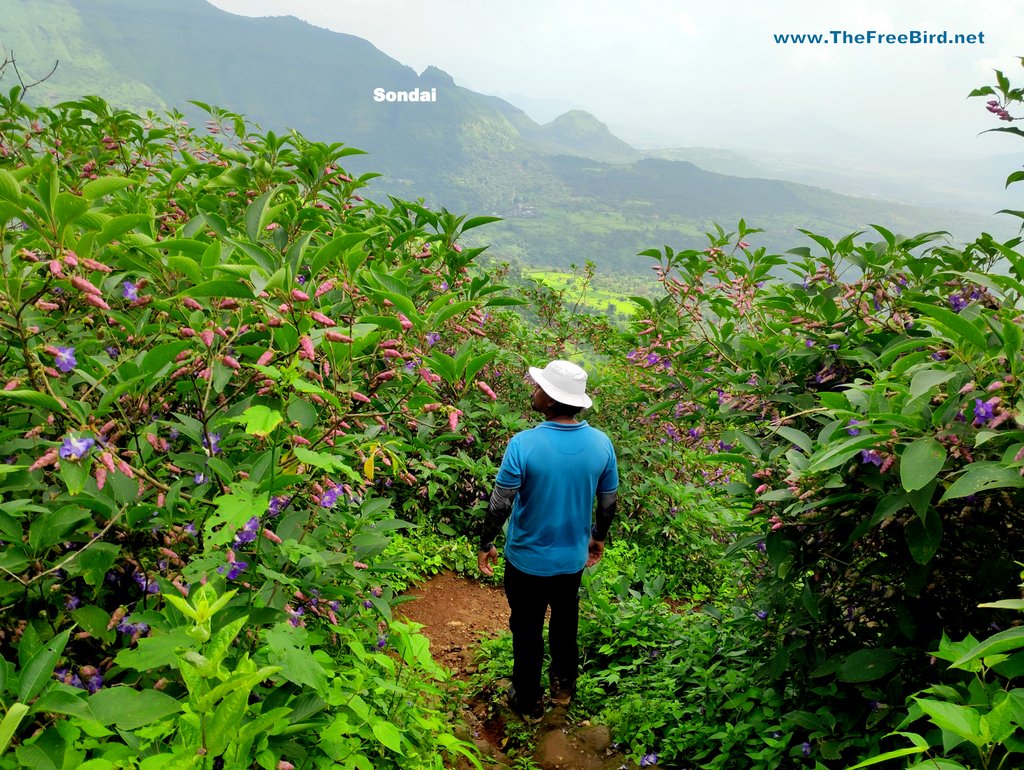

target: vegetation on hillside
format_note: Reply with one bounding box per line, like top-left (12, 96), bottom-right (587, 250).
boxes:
top-left (1, 54), bottom-right (1024, 770)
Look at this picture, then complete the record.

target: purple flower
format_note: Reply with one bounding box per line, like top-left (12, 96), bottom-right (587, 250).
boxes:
top-left (320, 485), bottom-right (342, 508)
top-left (755, 610), bottom-right (767, 620)
top-left (440, 281), bottom-right (449, 291)
top-left (948, 293), bottom-right (968, 313)
top-left (426, 331), bottom-right (441, 346)
top-left (973, 399), bottom-right (995, 424)
top-left (805, 339), bottom-right (815, 348)
top-left (117, 619), bottom-right (149, 636)
top-left (640, 753), bottom-right (658, 767)
top-left (827, 343), bottom-right (839, 350)
top-left (861, 449), bottom-right (883, 466)
top-left (193, 472), bottom-right (207, 485)
top-left (232, 516), bottom-right (261, 547)
top-left (65, 595), bottom-right (81, 610)
top-left (363, 599), bottom-right (373, 609)
top-left (802, 742), bottom-right (812, 757)
top-left (122, 281), bottom-right (138, 301)
top-left (288, 606), bottom-right (305, 626)
top-left (376, 634), bottom-right (389, 649)
top-left (268, 495), bottom-right (290, 516)
top-left (846, 420), bottom-right (861, 436)
top-left (646, 353), bottom-right (660, 366)
top-left (85, 674), bottom-right (103, 694)
top-left (59, 435), bottom-right (95, 461)
top-left (105, 346), bottom-right (120, 358)
top-left (931, 350), bottom-right (950, 361)
top-left (183, 522), bottom-right (197, 537)
top-left (202, 432), bottom-right (221, 455)
top-left (217, 561), bottom-right (248, 581)
top-left (54, 346), bottom-right (76, 372)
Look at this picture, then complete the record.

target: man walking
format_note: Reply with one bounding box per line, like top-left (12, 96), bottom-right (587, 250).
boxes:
top-left (478, 360), bottom-right (619, 722)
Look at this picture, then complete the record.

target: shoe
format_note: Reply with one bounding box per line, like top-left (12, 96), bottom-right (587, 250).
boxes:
top-left (508, 686), bottom-right (544, 723)
top-left (549, 678), bottom-right (575, 707)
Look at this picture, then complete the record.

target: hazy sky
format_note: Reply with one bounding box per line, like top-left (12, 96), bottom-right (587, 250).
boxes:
top-left (207, 0), bottom-right (1023, 162)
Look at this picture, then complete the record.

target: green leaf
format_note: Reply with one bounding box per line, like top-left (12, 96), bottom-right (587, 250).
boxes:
top-left (372, 721), bottom-right (405, 755)
top-left (940, 463), bottom-right (1024, 502)
top-left (807, 434), bottom-right (886, 473)
top-left (460, 215), bottom-right (502, 232)
top-left (245, 189), bottom-right (275, 243)
top-left (846, 743), bottom-right (928, 769)
top-left (900, 438), bottom-right (946, 492)
top-left (82, 177), bottom-right (132, 200)
top-left (0, 703), bottom-right (29, 755)
top-left (233, 405), bottom-right (283, 437)
top-left (836, 648), bottom-right (899, 682)
top-left (181, 280), bottom-right (254, 299)
top-left (31, 685), bottom-right (93, 720)
top-left (951, 627), bottom-right (1024, 668)
top-left (914, 699), bottom-right (984, 748)
top-left (908, 369), bottom-right (957, 401)
top-left (905, 301), bottom-right (989, 352)
top-left (87, 687), bottom-right (182, 730)
top-left (0, 169), bottom-right (20, 203)
top-left (775, 426), bottom-right (812, 454)
top-left (0, 390), bottom-right (66, 413)
top-left (18, 629), bottom-right (71, 702)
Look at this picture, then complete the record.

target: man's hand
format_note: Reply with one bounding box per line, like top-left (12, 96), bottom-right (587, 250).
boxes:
top-left (478, 545), bottom-right (499, 576)
top-left (586, 538), bottom-right (605, 567)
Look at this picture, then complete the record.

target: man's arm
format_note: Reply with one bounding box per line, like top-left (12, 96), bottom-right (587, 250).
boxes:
top-left (587, 490), bottom-right (618, 567)
top-left (478, 484), bottom-right (518, 576)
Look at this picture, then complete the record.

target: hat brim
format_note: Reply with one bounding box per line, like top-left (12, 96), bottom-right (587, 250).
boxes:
top-left (528, 366), bottom-right (593, 408)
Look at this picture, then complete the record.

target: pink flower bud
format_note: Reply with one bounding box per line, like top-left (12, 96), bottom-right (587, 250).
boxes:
top-left (311, 311), bottom-right (336, 327)
top-left (199, 330), bottom-right (215, 347)
top-left (263, 528), bottom-right (283, 544)
top-left (49, 260), bottom-right (64, 277)
top-left (81, 258), bottom-right (112, 273)
top-left (71, 276), bottom-right (102, 296)
top-left (222, 355), bottom-right (241, 370)
top-left (299, 336), bottom-right (315, 360)
top-left (448, 410), bottom-right (462, 432)
top-left (291, 289), bottom-right (310, 302)
top-left (85, 294), bottom-right (111, 310)
top-left (755, 484), bottom-right (770, 495)
top-left (423, 403), bottom-right (442, 412)
top-left (94, 465), bottom-right (107, 490)
top-left (63, 251), bottom-right (79, 267)
top-left (180, 327), bottom-right (196, 337)
top-left (382, 349), bottom-right (401, 358)
top-left (352, 391), bottom-right (371, 403)
top-left (397, 312), bottom-right (413, 331)
top-left (353, 561), bottom-right (368, 569)
top-left (30, 448), bottom-right (60, 471)
top-left (325, 332), bottom-right (353, 343)
top-left (4, 379), bottom-right (19, 391)
top-left (267, 316), bottom-right (283, 327)
top-left (36, 301), bottom-right (60, 311)
top-left (291, 435), bottom-right (311, 446)
top-left (476, 381), bottom-right (497, 400)
top-left (182, 297), bottom-right (203, 311)
top-left (315, 280), bottom-right (335, 298)
top-left (100, 452), bottom-right (116, 473)
top-left (117, 459), bottom-right (135, 478)
top-left (257, 350), bottom-right (274, 366)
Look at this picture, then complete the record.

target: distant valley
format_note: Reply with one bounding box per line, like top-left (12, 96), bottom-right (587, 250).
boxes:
top-left (2, 0), bottom-right (1019, 276)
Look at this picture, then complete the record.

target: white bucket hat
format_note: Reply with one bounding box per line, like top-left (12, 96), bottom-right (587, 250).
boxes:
top-left (528, 360), bottom-right (593, 408)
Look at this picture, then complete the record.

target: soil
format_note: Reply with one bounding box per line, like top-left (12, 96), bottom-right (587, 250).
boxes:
top-left (397, 570), bottom-right (638, 770)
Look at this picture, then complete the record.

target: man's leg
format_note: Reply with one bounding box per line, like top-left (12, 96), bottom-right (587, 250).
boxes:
top-left (547, 568), bottom-right (584, 696)
top-left (504, 561), bottom-right (547, 707)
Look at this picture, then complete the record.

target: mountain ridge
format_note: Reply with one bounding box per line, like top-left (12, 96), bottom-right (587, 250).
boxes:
top-left (2, 0), bottom-right (1016, 272)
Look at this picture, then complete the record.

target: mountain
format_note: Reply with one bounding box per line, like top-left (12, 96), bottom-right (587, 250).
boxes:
top-left (2, 0), bottom-right (1017, 274)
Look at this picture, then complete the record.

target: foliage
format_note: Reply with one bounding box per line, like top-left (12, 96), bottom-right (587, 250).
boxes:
top-left (0, 88), bottom-right (538, 768)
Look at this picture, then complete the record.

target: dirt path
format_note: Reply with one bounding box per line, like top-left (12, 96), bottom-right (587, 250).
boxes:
top-left (398, 571), bottom-right (637, 770)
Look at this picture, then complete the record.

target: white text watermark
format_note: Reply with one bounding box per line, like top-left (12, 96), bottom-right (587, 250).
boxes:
top-left (372, 87), bottom-right (437, 103)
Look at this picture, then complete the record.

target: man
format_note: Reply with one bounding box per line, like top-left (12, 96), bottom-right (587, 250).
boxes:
top-left (478, 360), bottom-right (619, 723)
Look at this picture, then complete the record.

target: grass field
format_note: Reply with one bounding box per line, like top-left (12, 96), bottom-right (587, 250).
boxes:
top-left (527, 270), bottom-right (641, 319)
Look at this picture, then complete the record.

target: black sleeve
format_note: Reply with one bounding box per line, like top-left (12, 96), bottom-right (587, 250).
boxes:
top-left (479, 484), bottom-right (519, 550)
top-left (592, 490), bottom-right (618, 541)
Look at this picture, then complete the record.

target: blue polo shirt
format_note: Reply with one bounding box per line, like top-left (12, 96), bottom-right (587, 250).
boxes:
top-left (495, 421), bottom-right (618, 576)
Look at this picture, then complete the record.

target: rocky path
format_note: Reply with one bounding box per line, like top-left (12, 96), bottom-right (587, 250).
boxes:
top-left (398, 571), bottom-right (638, 770)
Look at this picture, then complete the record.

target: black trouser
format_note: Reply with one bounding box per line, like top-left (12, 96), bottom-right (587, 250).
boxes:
top-left (504, 561), bottom-right (584, 705)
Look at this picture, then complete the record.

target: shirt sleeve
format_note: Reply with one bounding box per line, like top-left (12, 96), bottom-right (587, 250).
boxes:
top-left (597, 439), bottom-right (619, 494)
top-left (495, 435), bottom-right (523, 489)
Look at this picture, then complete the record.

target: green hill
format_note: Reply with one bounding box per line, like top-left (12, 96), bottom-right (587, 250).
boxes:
top-left (1, 0), bottom-right (1015, 273)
